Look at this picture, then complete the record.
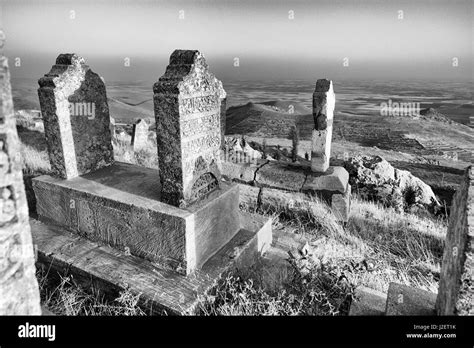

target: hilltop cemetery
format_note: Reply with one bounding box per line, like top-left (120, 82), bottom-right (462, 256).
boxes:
top-left (0, 29), bottom-right (472, 316)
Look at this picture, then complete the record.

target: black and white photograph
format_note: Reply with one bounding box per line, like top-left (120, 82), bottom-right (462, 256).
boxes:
top-left (0, 0), bottom-right (472, 346)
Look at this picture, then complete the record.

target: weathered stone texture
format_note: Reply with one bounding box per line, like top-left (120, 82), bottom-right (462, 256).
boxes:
top-left (311, 79), bottom-right (335, 173)
top-left (221, 160), bottom-right (262, 183)
top-left (385, 282), bottom-right (436, 316)
top-left (436, 166), bottom-right (473, 315)
top-left (131, 119), bottom-right (149, 151)
top-left (237, 184), bottom-right (260, 209)
top-left (38, 53), bottom-right (114, 179)
top-left (0, 49), bottom-right (41, 315)
top-left (255, 162), bottom-right (306, 191)
top-left (32, 162), bottom-right (242, 274)
top-left (349, 286), bottom-right (387, 316)
top-left (303, 166), bottom-right (349, 194)
top-left (331, 184), bottom-right (351, 222)
top-left (153, 50), bottom-right (225, 207)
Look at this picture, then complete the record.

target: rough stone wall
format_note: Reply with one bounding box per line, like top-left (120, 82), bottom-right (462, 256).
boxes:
top-left (436, 165), bottom-right (473, 315)
top-left (38, 54), bottom-right (114, 179)
top-left (0, 45), bottom-right (41, 314)
top-left (153, 50), bottom-right (225, 207)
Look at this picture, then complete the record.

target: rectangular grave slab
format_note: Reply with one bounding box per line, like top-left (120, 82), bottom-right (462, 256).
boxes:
top-left (349, 286), bottom-right (387, 316)
top-left (0, 49), bottom-right (41, 315)
top-left (31, 210), bottom-right (271, 315)
top-left (32, 162), bottom-right (247, 275)
top-left (385, 282), bottom-right (436, 316)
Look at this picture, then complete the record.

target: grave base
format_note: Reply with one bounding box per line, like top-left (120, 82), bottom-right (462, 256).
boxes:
top-left (32, 162), bottom-right (260, 274)
top-left (31, 211), bottom-right (272, 315)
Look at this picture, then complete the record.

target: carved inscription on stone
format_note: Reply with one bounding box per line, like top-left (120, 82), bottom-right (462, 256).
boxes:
top-left (153, 50), bottom-right (226, 206)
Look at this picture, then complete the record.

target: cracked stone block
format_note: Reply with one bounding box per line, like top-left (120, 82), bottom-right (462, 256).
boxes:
top-left (255, 162), bottom-right (306, 191)
top-left (0, 46), bottom-right (41, 315)
top-left (349, 286), bottom-right (387, 316)
top-left (238, 184), bottom-right (260, 209)
top-left (436, 166), bottom-right (473, 315)
top-left (37, 53), bottom-right (114, 179)
top-left (311, 79), bottom-right (335, 173)
top-left (385, 283), bottom-right (436, 316)
top-left (153, 50), bottom-right (226, 207)
top-left (221, 160), bottom-right (263, 183)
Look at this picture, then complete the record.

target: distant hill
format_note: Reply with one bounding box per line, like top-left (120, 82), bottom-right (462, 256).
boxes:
top-left (226, 101), bottom-right (313, 139)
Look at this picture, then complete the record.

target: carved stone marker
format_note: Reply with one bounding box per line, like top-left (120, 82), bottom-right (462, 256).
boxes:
top-left (436, 165), bottom-right (473, 315)
top-left (311, 79), bottom-right (335, 173)
top-left (153, 50), bottom-right (224, 207)
top-left (0, 38), bottom-right (41, 314)
top-left (38, 53), bottom-right (114, 179)
top-left (131, 119), bottom-right (148, 151)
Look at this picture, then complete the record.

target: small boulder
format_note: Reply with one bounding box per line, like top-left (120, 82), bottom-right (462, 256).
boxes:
top-left (345, 155), bottom-right (439, 211)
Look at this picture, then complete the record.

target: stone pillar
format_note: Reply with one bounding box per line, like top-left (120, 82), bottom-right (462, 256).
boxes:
top-left (38, 54), bottom-right (114, 179)
top-left (153, 50), bottom-right (225, 207)
top-left (131, 119), bottom-right (148, 152)
top-left (0, 31), bottom-right (41, 315)
top-left (311, 79), bottom-right (335, 173)
top-left (436, 166), bottom-right (473, 315)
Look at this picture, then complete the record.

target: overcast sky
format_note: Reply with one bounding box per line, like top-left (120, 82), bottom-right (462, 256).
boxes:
top-left (0, 0), bottom-right (472, 82)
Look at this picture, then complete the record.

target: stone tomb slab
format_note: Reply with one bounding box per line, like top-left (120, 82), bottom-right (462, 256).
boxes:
top-left (32, 162), bottom-right (253, 275)
top-left (30, 211), bottom-right (271, 315)
top-left (385, 282), bottom-right (436, 316)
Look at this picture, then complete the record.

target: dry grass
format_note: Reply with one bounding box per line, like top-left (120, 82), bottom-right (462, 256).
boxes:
top-left (21, 143), bottom-right (51, 174)
top-left (37, 266), bottom-right (146, 316)
top-left (198, 195), bottom-right (446, 315)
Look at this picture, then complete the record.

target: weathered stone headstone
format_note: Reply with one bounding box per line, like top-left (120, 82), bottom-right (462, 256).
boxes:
top-left (153, 50), bottom-right (224, 207)
top-left (131, 119), bottom-right (148, 151)
top-left (0, 33), bottom-right (41, 314)
top-left (38, 53), bottom-right (114, 179)
top-left (436, 165), bottom-right (473, 315)
top-left (311, 79), bottom-right (335, 173)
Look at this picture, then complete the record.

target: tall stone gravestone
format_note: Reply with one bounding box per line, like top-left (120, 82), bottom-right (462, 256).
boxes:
top-left (311, 79), bottom-right (335, 173)
top-left (0, 31), bottom-right (41, 314)
top-left (131, 119), bottom-right (148, 152)
top-left (436, 165), bottom-right (473, 315)
top-left (38, 54), bottom-right (114, 179)
top-left (153, 50), bottom-right (224, 207)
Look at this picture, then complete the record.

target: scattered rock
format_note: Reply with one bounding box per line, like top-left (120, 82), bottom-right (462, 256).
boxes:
top-left (345, 155), bottom-right (440, 211)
